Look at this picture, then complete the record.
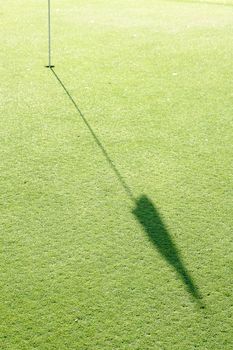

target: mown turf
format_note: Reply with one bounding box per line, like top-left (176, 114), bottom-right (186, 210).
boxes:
top-left (1, 0), bottom-right (233, 349)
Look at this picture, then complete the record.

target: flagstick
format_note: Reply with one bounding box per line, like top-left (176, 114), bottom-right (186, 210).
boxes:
top-left (46, 0), bottom-right (54, 68)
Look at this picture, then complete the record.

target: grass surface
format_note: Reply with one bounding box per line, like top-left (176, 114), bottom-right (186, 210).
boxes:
top-left (1, 0), bottom-right (233, 349)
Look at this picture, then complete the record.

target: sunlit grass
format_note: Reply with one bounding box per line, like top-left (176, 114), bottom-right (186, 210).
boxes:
top-left (1, 1), bottom-right (233, 349)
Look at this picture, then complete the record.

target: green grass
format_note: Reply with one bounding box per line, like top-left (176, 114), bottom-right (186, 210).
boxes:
top-left (1, 0), bottom-right (233, 349)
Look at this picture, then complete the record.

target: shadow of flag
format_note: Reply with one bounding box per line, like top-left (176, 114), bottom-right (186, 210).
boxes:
top-left (133, 195), bottom-right (203, 302)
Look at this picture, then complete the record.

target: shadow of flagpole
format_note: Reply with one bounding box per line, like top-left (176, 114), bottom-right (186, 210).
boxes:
top-left (51, 68), bottom-right (135, 203)
top-left (50, 68), bottom-right (204, 305)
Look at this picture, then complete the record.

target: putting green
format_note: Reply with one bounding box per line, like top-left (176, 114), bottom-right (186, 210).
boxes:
top-left (1, 1), bottom-right (233, 349)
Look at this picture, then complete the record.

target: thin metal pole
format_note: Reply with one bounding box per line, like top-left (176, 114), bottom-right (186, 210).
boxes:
top-left (46, 0), bottom-right (54, 67)
top-left (48, 0), bottom-right (51, 66)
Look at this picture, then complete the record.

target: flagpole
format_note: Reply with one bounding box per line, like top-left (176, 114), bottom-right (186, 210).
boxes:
top-left (46, 0), bottom-right (54, 67)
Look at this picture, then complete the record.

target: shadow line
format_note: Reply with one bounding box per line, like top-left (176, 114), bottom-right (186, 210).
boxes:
top-left (51, 68), bottom-right (135, 203)
top-left (50, 68), bottom-right (203, 304)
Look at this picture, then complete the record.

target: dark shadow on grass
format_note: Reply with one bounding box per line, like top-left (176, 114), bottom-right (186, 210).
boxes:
top-left (50, 68), bottom-right (135, 202)
top-left (50, 68), bottom-right (203, 305)
top-left (133, 195), bottom-right (203, 303)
